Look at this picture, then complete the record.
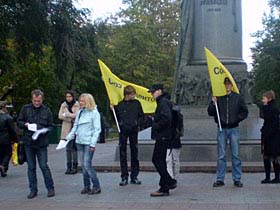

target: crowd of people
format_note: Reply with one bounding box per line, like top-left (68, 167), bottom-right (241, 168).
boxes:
top-left (0, 78), bottom-right (280, 199)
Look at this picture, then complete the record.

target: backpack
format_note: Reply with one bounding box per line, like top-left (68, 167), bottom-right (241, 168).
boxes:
top-left (171, 104), bottom-right (184, 139)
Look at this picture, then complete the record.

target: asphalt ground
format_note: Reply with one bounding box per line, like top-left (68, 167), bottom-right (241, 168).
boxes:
top-left (0, 141), bottom-right (279, 210)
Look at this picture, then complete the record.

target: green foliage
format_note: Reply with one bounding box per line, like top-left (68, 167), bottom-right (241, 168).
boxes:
top-left (252, 0), bottom-right (280, 106)
top-left (0, 0), bottom-right (102, 121)
top-left (0, 0), bottom-right (181, 124)
top-left (96, 0), bottom-right (180, 93)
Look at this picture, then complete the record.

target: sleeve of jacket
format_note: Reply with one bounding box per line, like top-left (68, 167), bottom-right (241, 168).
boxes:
top-left (90, 110), bottom-right (101, 147)
top-left (207, 101), bottom-right (216, 116)
top-left (43, 107), bottom-right (54, 130)
top-left (153, 99), bottom-right (172, 129)
top-left (237, 96), bottom-right (248, 122)
top-left (17, 106), bottom-right (27, 129)
top-left (137, 101), bottom-right (145, 128)
top-left (58, 103), bottom-right (74, 123)
top-left (68, 103), bottom-right (79, 119)
top-left (66, 110), bottom-right (80, 140)
top-left (270, 107), bottom-right (279, 136)
top-left (7, 116), bottom-right (18, 142)
top-left (58, 103), bottom-right (65, 120)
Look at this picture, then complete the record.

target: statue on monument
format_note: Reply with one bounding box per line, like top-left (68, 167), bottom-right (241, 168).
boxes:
top-left (173, 0), bottom-right (253, 105)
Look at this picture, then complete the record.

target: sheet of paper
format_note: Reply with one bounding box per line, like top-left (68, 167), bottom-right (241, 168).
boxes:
top-left (28, 123), bottom-right (37, 132)
top-left (32, 128), bottom-right (50, 140)
top-left (56, 139), bottom-right (71, 150)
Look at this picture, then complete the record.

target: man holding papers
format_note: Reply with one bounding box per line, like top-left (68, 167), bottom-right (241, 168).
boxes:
top-left (17, 89), bottom-right (55, 199)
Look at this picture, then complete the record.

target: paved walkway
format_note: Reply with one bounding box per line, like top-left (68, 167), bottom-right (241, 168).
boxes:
top-left (0, 141), bottom-right (279, 210)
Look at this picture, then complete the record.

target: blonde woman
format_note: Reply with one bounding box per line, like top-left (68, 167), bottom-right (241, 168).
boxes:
top-left (66, 93), bottom-right (101, 194)
top-left (58, 90), bottom-right (80, 174)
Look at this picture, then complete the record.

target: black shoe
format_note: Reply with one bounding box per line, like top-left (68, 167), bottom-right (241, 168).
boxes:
top-left (88, 188), bottom-right (101, 195)
top-left (70, 168), bottom-right (78, 174)
top-left (234, 181), bottom-right (243, 187)
top-left (0, 166), bottom-right (7, 177)
top-left (213, 180), bottom-right (225, 187)
top-left (150, 190), bottom-right (169, 197)
top-left (27, 191), bottom-right (37, 199)
top-left (81, 187), bottom-right (91, 194)
top-left (119, 179), bottom-right (128, 186)
top-left (47, 189), bottom-right (55, 197)
top-left (270, 178), bottom-right (280, 184)
top-left (65, 168), bottom-right (72, 175)
top-left (168, 179), bottom-right (177, 190)
top-left (261, 178), bottom-right (271, 184)
top-left (131, 178), bottom-right (141, 185)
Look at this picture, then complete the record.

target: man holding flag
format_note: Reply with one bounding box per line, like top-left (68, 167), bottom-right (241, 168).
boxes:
top-left (205, 48), bottom-right (248, 188)
top-left (208, 77), bottom-right (248, 188)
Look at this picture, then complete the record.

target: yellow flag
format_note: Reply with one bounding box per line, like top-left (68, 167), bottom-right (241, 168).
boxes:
top-left (98, 59), bottom-right (156, 113)
top-left (12, 143), bottom-right (18, 166)
top-left (205, 47), bottom-right (239, 96)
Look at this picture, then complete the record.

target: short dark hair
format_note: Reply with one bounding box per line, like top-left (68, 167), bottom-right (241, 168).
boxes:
top-left (224, 77), bottom-right (232, 84)
top-left (124, 85), bottom-right (136, 96)
top-left (31, 89), bottom-right (44, 98)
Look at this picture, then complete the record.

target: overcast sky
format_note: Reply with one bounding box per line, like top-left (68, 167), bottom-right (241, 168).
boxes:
top-left (76, 0), bottom-right (269, 71)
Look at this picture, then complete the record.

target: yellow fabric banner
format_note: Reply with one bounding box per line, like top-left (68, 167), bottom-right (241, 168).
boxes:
top-left (205, 47), bottom-right (239, 96)
top-left (12, 143), bottom-right (18, 166)
top-left (98, 59), bottom-right (156, 113)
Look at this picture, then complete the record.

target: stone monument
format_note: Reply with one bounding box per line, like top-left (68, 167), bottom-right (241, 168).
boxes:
top-left (116, 0), bottom-right (263, 163)
top-left (171, 0), bottom-right (263, 161)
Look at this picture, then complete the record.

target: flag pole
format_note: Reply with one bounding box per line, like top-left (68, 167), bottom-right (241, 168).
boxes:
top-left (214, 101), bottom-right (222, 131)
top-left (111, 107), bottom-right (120, 133)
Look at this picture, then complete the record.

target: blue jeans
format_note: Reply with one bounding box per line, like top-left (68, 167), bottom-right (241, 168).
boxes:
top-left (216, 128), bottom-right (242, 182)
top-left (24, 146), bottom-right (54, 193)
top-left (76, 144), bottom-right (100, 189)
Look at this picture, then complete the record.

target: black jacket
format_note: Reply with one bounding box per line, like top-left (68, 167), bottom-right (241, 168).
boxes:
top-left (260, 100), bottom-right (280, 157)
top-left (115, 99), bottom-right (144, 134)
top-left (151, 93), bottom-right (172, 140)
top-left (17, 103), bottom-right (53, 148)
top-left (208, 92), bottom-right (248, 128)
top-left (0, 111), bottom-right (17, 145)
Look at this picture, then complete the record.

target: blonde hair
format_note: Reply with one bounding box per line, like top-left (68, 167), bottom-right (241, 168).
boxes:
top-left (79, 93), bottom-right (96, 111)
top-left (263, 90), bottom-right (276, 100)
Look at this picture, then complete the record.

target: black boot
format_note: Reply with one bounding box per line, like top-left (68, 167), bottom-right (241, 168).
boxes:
top-left (65, 163), bottom-right (72, 175)
top-left (261, 159), bottom-right (271, 184)
top-left (271, 160), bottom-right (280, 183)
top-left (70, 163), bottom-right (78, 174)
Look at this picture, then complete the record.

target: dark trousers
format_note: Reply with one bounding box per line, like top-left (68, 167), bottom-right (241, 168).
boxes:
top-left (99, 128), bottom-right (106, 143)
top-left (263, 158), bottom-right (280, 180)
top-left (119, 132), bottom-right (139, 180)
top-left (66, 140), bottom-right (78, 169)
top-left (152, 140), bottom-right (175, 192)
top-left (0, 144), bottom-right (12, 172)
top-left (24, 145), bottom-right (54, 193)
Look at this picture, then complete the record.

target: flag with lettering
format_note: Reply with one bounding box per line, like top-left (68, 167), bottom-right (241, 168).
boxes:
top-left (205, 47), bottom-right (239, 96)
top-left (98, 59), bottom-right (156, 113)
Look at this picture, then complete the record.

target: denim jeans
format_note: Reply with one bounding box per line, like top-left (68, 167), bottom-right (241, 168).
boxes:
top-left (216, 128), bottom-right (242, 182)
top-left (24, 145), bottom-right (54, 193)
top-left (76, 144), bottom-right (100, 189)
